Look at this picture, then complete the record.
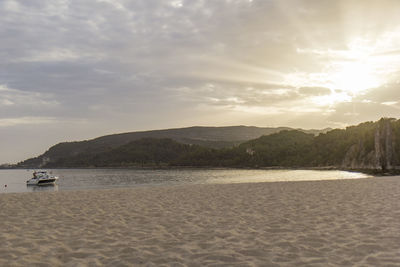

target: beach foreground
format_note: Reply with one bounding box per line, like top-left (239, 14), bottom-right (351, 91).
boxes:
top-left (1, 177), bottom-right (400, 266)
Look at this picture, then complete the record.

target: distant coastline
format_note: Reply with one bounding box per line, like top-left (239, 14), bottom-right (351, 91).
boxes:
top-left (7, 118), bottom-right (400, 175)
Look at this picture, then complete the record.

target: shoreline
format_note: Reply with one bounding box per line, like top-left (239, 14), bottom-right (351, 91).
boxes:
top-left (0, 165), bottom-right (389, 176)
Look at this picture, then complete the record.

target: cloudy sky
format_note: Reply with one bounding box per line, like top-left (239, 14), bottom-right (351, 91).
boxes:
top-left (2, 0), bottom-right (400, 163)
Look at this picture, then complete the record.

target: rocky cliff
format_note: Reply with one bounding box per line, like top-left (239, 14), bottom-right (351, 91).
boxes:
top-left (342, 119), bottom-right (399, 170)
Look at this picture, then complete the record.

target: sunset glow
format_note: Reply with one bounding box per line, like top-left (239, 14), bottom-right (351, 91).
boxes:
top-left (329, 61), bottom-right (379, 94)
top-left (2, 0), bottom-right (400, 163)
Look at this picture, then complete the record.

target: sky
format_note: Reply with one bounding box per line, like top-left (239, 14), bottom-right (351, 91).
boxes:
top-left (2, 0), bottom-right (400, 163)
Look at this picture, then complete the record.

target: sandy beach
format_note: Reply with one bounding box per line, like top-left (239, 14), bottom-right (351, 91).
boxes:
top-left (1, 177), bottom-right (400, 266)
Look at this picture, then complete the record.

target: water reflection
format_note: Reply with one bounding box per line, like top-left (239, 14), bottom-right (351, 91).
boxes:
top-left (0, 168), bottom-right (373, 194)
top-left (27, 184), bottom-right (59, 193)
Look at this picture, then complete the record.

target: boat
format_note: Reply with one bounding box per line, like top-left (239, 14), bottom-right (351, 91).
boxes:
top-left (26, 171), bottom-right (58, 186)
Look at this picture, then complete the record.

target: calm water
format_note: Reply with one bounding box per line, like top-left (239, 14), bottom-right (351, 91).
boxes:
top-left (0, 168), bottom-right (373, 194)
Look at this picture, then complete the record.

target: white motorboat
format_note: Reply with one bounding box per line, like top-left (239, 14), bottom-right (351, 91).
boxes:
top-left (27, 171), bottom-right (58, 186)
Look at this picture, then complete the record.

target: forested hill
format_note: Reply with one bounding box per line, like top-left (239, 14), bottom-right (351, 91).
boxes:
top-left (15, 126), bottom-right (328, 168)
top-left (16, 118), bottom-right (400, 171)
top-left (225, 118), bottom-right (400, 170)
top-left (17, 118), bottom-right (400, 170)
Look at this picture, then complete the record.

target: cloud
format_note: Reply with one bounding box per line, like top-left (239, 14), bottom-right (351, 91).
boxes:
top-left (0, 116), bottom-right (56, 127)
top-left (298, 86), bottom-right (331, 96)
top-left (326, 101), bottom-right (400, 125)
top-left (13, 48), bottom-right (94, 63)
top-left (359, 83), bottom-right (400, 103)
top-left (169, 81), bottom-right (301, 108)
top-left (0, 84), bottom-right (59, 118)
top-left (2, 0), bottom-right (400, 162)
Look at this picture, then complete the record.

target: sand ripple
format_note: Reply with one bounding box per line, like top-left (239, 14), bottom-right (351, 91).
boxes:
top-left (1, 176), bottom-right (400, 266)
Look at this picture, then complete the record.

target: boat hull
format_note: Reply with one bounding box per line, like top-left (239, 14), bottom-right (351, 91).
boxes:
top-left (37, 178), bottom-right (57, 186)
top-left (26, 177), bottom-right (58, 186)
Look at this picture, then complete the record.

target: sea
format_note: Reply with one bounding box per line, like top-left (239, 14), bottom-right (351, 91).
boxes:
top-left (0, 168), bottom-right (373, 194)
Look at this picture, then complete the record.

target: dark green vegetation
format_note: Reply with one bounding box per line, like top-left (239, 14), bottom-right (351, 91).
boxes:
top-left (15, 126), bottom-right (328, 168)
top-left (13, 119), bottom-right (400, 170)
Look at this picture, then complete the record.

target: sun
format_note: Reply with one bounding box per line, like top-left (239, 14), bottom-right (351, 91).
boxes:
top-left (286, 37), bottom-right (393, 101)
top-left (328, 60), bottom-right (381, 95)
top-left (325, 38), bottom-right (383, 95)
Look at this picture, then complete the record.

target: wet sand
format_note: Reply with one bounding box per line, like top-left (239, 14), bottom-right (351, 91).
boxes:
top-left (1, 177), bottom-right (399, 266)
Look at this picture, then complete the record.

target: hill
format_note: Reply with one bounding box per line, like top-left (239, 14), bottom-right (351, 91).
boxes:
top-left (24, 118), bottom-right (400, 170)
top-left (232, 118), bottom-right (400, 170)
top-left (16, 126), bottom-right (329, 168)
